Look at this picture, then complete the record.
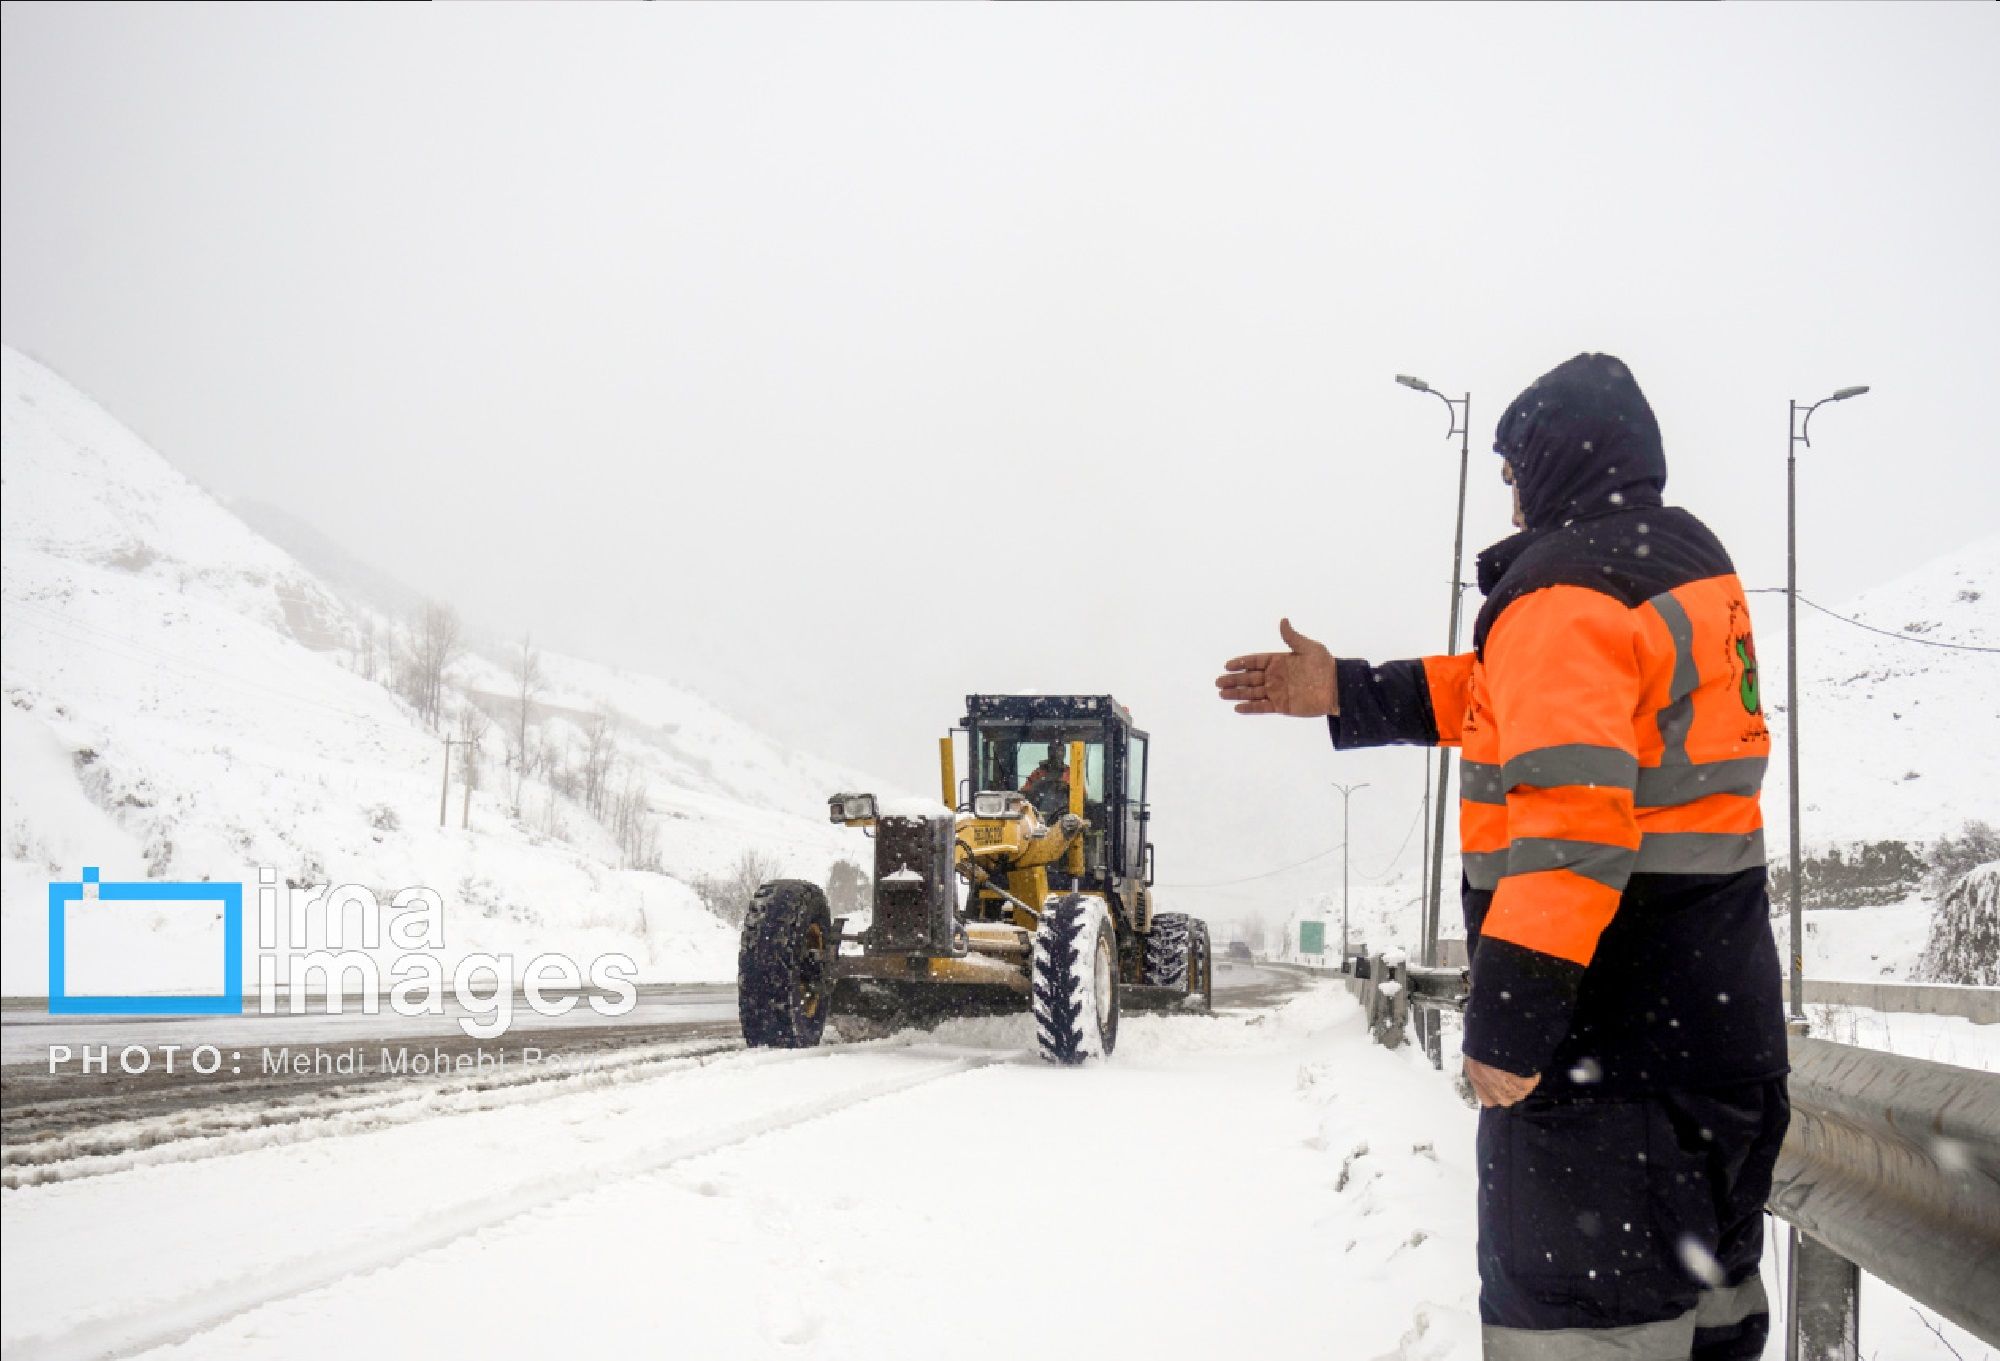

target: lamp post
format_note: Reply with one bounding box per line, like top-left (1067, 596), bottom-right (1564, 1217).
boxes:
top-left (1395, 375), bottom-right (1471, 980)
top-left (1333, 781), bottom-right (1369, 964)
top-left (1418, 763), bottom-right (1432, 946)
top-left (1784, 385), bottom-right (1869, 1027)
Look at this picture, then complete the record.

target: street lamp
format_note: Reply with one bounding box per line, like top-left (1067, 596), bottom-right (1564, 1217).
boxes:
top-left (1333, 781), bottom-right (1370, 966)
top-left (1395, 375), bottom-right (1472, 980)
top-left (1784, 385), bottom-right (1869, 1026)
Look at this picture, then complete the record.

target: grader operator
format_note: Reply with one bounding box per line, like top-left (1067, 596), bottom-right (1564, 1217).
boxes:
top-left (737, 695), bottom-right (1212, 1065)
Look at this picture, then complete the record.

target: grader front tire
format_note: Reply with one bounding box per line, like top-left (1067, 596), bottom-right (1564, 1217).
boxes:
top-left (1032, 894), bottom-right (1120, 1065)
top-left (738, 880), bottom-right (835, 1049)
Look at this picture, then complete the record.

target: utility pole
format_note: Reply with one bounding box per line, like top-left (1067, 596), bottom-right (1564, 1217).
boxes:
top-left (1784, 385), bottom-right (1869, 1027)
top-left (1333, 782), bottom-right (1370, 964)
top-left (461, 735), bottom-right (477, 830)
top-left (1397, 374), bottom-right (1472, 1068)
top-left (1418, 763), bottom-right (1432, 942)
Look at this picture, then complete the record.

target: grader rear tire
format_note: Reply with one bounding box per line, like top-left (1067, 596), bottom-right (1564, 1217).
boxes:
top-left (1032, 894), bottom-right (1119, 1065)
top-left (1188, 917), bottom-right (1214, 1011)
top-left (738, 880), bottom-right (834, 1048)
top-left (1143, 912), bottom-right (1193, 990)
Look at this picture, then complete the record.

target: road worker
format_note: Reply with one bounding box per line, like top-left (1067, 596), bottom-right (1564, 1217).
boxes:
top-left (1216, 353), bottom-right (1788, 1361)
top-left (1022, 744), bottom-right (1071, 819)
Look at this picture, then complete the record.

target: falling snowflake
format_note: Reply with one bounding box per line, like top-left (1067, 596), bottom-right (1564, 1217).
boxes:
top-left (1677, 1235), bottom-right (1726, 1287)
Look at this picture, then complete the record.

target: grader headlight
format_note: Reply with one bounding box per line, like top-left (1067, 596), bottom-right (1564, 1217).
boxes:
top-left (971, 790), bottom-right (1027, 820)
top-left (829, 792), bottom-right (878, 825)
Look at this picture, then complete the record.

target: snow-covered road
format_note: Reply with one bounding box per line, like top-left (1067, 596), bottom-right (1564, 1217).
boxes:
top-left (1, 967), bottom-right (1487, 1361)
top-left (4, 966), bottom-right (1984, 1361)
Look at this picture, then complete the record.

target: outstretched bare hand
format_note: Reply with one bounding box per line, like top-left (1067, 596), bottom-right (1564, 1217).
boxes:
top-left (1215, 619), bottom-right (1339, 717)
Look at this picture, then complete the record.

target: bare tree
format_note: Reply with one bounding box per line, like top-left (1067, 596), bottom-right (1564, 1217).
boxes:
top-left (509, 632), bottom-right (544, 812)
top-left (579, 709), bottom-right (616, 818)
top-left (541, 733), bottom-right (576, 798)
top-left (400, 601), bottom-right (463, 727)
top-left (540, 787), bottom-right (567, 841)
top-left (1929, 820), bottom-right (2000, 890)
top-left (456, 704), bottom-right (489, 788)
top-left (695, 849), bottom-right (782, 927)
top-left (452, 703), bottom-right (490, 829)
top-left (610, 766), bottom-right (660, 869)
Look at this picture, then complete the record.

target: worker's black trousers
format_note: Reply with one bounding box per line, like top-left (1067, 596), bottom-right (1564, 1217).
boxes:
top-left (1475, 1078), bottom-right (1790, 1361)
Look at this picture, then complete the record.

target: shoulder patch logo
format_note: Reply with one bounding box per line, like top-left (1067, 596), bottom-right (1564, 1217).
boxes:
top-left (1735, 635), bottom-right (1761, 714)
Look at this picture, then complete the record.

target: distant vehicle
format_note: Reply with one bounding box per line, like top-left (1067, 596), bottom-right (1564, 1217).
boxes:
top-left (1226, 941), bottom-right (1254, 963)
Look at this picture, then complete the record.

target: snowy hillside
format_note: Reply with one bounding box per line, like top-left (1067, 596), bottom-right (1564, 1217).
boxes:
top-left (1762, 534), bottom-right (2000, 854)
top-left (0, 346), bottom-right (881, 995)
top-left (1751, 536), bottom-right (2000, 978)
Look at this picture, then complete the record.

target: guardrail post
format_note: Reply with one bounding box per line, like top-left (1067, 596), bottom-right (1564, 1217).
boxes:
top-left (1368, 952), bottom-right (1408, 1049)
top-left (1786, 1225), bottom-right (1859, 1361)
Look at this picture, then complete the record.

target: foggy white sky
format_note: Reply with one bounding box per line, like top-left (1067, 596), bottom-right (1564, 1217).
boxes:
top-left (5, 2), bottom-right (1997, 928)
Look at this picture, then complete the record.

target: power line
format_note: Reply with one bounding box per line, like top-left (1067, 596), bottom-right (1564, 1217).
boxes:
top-left (1158, 841), bottom-right (1345, 891)
top-left (1746, 588), bottom-right (1999, 655)
top-left (1352, 797), bottom-right (1428, 881)
top-left (1161, 793), bottom-right (1431, 892)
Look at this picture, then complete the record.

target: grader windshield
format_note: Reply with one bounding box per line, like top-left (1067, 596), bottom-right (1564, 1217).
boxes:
top-left (960, 694), bottom-right (1149, 890)
top-left (973, 733), bottom-right (1107, 818)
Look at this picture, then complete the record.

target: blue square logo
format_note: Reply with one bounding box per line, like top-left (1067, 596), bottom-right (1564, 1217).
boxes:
top-left (48, 868), bottom-right (244, 1015)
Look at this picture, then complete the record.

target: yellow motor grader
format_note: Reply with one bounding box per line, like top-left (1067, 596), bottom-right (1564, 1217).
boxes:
top-left (737, 694), bottom-right (1211, 1064)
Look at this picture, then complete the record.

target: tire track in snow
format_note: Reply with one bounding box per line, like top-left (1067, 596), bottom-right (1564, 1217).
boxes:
top-left (4, 1038), bottom-right (745, 1188)
top-left (5, 1031), bottom-right (936, 1189)
top-left (5, 1046), bottom-right (1010, 1361)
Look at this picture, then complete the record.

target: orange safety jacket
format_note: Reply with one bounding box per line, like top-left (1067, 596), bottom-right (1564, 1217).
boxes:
top-left (1332, 504), bottom-right (1788, 1090)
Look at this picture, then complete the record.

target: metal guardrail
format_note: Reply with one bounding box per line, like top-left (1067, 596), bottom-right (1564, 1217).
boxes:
top-left (1274, 952), bottom-right (2000, 1025)
top-left (1265, 954), bottom-right (1468, 1046)
top-left (1277, 953), bottom-right (2000, 1352)
top-left (1800, 977), bottom-right (2000, 1025)
top-left (1771, 1037), bottom-right (2000, 1350)
top-left (1274, 955), bottom-right (2000, 1032)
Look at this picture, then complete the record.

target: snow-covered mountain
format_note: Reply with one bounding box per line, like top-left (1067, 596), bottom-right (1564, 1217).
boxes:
top-left (1, 345), bottom-right (883, 994)
top-left (1763, 533), bottom-right (2000, 856)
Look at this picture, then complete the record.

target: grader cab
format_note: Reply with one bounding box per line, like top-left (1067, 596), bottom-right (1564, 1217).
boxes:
top-left (737, 695), bottom-right (1212, 1065)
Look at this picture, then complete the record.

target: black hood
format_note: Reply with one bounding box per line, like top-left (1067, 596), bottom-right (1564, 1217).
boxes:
top-left (1493, 353), bottom-right (1666, 532)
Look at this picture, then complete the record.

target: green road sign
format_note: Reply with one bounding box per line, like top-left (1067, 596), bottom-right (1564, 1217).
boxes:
top-left (1299, 921), bottom-right (1325, 955)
